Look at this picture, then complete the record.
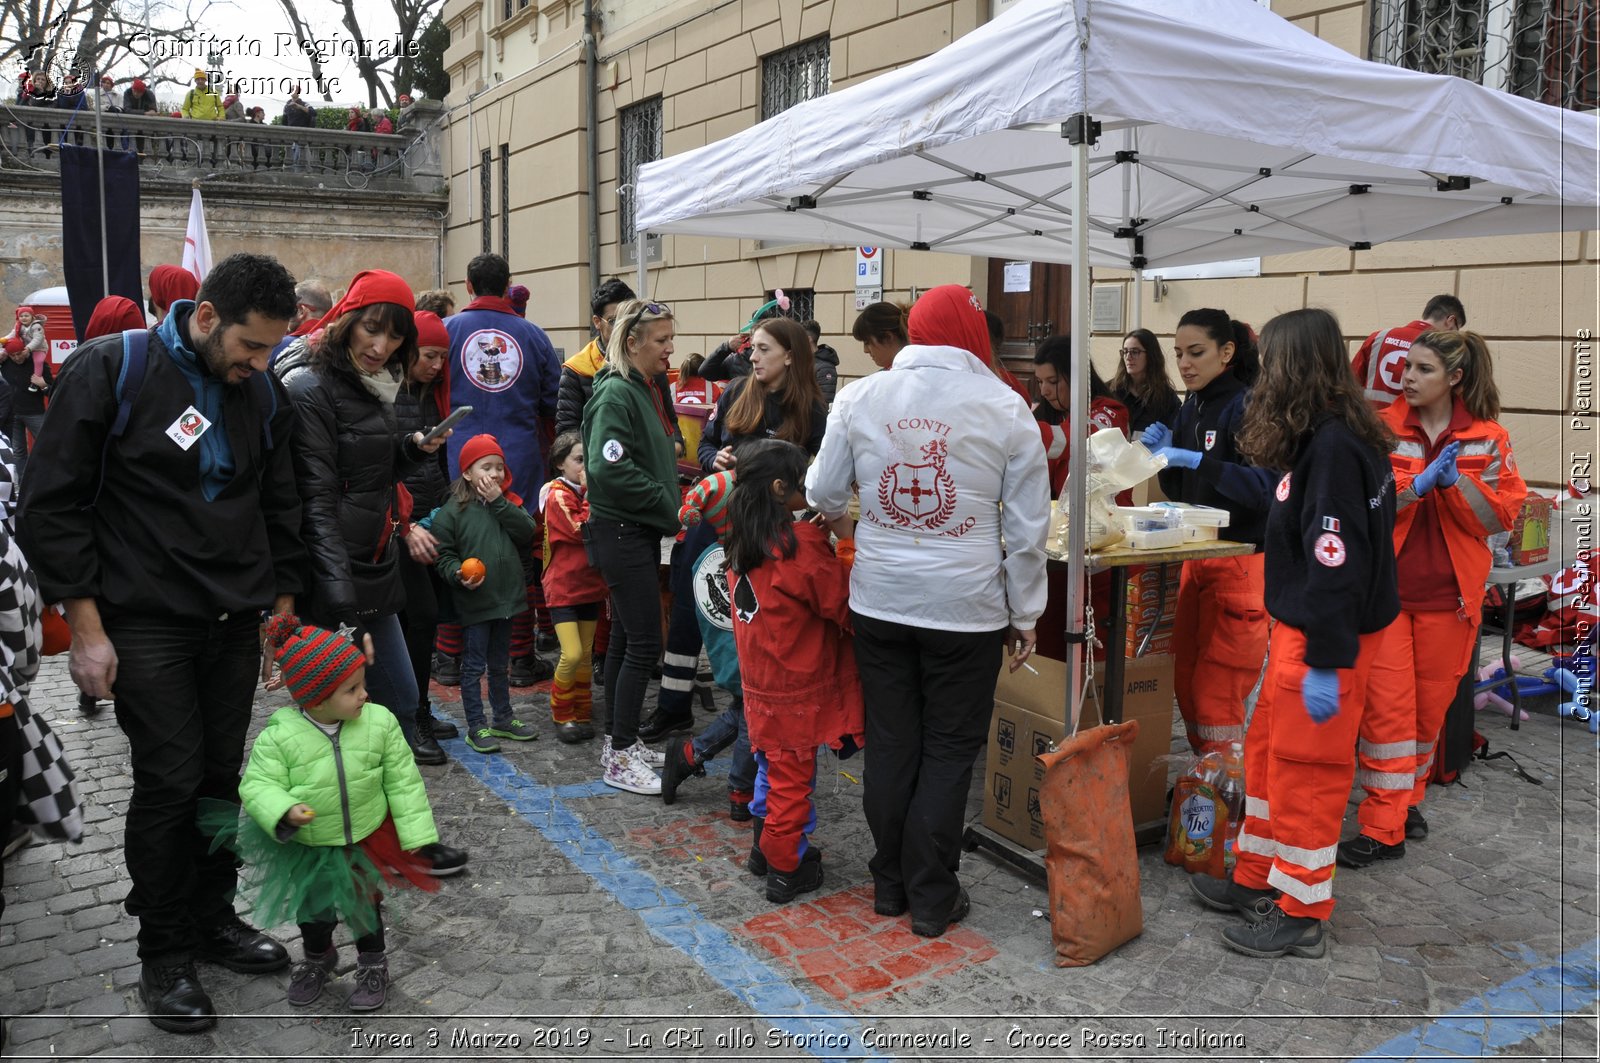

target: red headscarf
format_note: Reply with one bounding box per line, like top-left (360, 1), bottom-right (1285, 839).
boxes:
top-left (309, 270), bottom-right (415, 333)
top-left (84, 296), bottom-right (146, 340)
top-left (413, 310), bottom-right (451, 419)
top-left (907, 284), bottom-right (1030, 402)
top-left (148, 265), bottom-right (199, 311)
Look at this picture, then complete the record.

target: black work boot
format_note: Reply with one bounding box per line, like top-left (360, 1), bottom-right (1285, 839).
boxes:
top-left (410, 714), bottom-right (447, 766)
top-left (1222, 902), bottom-right (1326, 958)
top-left (432, 651), bottom-right (460, 686)
top-left (637, 705), bottom-right (694, 743)
top-left (140, 958), bottom-right (216, 1033)
top-left (746, 816), bottom-right (768, 877)
top-left (1405, 806), bottom-right (1429, 840)
top-left (509, 652), bottom-right (554, 687)
top-left (765, 848), bottom-right (823, 904)
top-left (1189, 873), bottom-right (1279, 917)
top-left (1336, 833), bottom-right (1405, 869)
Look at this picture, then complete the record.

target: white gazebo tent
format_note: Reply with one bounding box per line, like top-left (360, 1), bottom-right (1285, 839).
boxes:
top-left (635, 0), bottom-right (1599, 769)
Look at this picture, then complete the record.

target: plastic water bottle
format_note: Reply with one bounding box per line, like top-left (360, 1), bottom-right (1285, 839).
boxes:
top-left (1217, 742), bottom-right (1246, 874)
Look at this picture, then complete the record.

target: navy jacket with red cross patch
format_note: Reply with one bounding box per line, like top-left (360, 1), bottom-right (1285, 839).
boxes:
top-left (1157, 370), bottom-right (1274, 546)
top-left (1263, 415), bottom-right (1400, 670)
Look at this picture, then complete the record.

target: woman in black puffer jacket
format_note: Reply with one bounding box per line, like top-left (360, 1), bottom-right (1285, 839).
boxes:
top-left (391, 310), bottom-right (460, 745)
top-left (277, 271), bottom-right (450, 767)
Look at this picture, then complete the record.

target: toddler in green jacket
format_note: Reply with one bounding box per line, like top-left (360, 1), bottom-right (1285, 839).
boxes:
top-left (432, 433), bottom-right (541, 753)
top-left (217, 613), bottom-right (443, 1013)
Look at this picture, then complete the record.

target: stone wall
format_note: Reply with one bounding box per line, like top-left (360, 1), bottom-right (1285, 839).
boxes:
top-left (0, 183), bottom-right (446, 314)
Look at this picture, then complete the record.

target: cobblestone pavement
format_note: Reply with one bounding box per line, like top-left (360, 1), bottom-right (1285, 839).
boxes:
top-left (2, 649), bottom-right (1596, 1062)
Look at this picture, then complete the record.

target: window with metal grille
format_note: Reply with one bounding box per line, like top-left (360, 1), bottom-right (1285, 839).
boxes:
top-left (500, 144), bottom-right (510, 258)
top-left (767, 288), bottom-right (815, 324)
top-left (618, 96), bottom-right (663, 255)
top-left (762, 37), bottom-right (831, 119)
top-left (480, 148), bottom-right (492, 253)
top-left (1370, 0), bottom-right (1596, 111)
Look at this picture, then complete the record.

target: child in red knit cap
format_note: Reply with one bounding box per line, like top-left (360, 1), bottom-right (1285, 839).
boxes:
top-left (430, 433), bottom-right (540, 753)
top-left (209, 613), bottom-right (444, 1013)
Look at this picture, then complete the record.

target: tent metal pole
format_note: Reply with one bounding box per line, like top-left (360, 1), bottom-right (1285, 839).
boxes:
top-left (93, 79), bottom-right (110, 298)
top-left (1065, 134), bottom-right (1090, 735)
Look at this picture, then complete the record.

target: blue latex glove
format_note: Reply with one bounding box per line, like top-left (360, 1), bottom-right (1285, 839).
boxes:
top-left (1157, 446), bottom-right (1202, 470)
top-left (1302, 667), bottom-right (1341, 724)
top-left (1412, 441), bottom-right (1460, 495)
top-left (1141, 422), bottom-right (1173, 450)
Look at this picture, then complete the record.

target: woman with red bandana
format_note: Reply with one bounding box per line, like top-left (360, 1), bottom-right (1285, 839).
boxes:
top-left (806, 283), bottom-right (1049, 938)
top-left (147, 265), bottom-right (200, 325)
top-left (393, 310), bottom-right (461, 747)
top-left (276, 272), bottom-right (462, 797)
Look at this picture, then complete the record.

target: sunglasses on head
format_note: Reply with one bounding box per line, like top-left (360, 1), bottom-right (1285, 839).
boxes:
top-left (619, 301), bottom-right (672, 349)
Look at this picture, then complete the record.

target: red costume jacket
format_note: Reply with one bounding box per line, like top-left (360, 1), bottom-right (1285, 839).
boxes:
top-left (730, 522), bottom-right (866, 756)
top-left (540, 477), bottom-right (609, 607)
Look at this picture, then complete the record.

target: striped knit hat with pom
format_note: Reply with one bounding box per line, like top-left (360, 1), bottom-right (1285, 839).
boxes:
top-left (262, 613), bottom-right (365, 708)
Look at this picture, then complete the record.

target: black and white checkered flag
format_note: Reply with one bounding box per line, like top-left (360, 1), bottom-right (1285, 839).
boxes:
top-left (11, 696), bottom-right (83, 842)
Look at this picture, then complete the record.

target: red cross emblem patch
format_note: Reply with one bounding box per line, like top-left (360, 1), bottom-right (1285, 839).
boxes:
top-left (1276, 473), bottom-right (1291, 501)
top-left (1314, 533), bottom-right (1347, 567)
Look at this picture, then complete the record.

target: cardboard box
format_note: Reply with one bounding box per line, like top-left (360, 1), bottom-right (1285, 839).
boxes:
top-left (983, 654), bottom-right (1176, 851)
top-left (1508, 494), bottom-right (1552, 566)
top-left (1124, 566), bottom-right (1180, 657)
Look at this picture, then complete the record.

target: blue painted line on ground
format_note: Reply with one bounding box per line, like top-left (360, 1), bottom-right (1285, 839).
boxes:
top-left (1351, 937), bottom-right (1600, 1061)
top-left (439, 738), bottom-right (889, 1063)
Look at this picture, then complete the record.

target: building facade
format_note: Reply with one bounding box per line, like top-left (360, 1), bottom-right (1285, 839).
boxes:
top-left (439, 0), bottom-right (1596, 485)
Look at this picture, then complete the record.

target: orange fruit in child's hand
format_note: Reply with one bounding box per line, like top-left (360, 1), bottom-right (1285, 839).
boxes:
top-left (460, 557), bottom-right (486, 582)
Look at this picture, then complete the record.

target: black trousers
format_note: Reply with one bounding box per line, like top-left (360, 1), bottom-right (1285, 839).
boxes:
top-left (587, 518), bottom-right (663, 749)
top-left (398, 550), bottom-right (444, 722)
top-left (106, 613), bottom-right (262, 960)
top-left (851, 612), bottom-right (1004, 926)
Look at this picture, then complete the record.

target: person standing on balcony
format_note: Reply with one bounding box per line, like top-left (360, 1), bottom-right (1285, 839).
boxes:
top-left (122, 77), bottom-right (158, 156)
top-left (283, 83), bottom-right (316, 171)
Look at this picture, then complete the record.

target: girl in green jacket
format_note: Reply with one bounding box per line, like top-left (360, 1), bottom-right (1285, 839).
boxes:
top-left (216, 614), bottom-right (443, 1013)
top-left (431, 433), bottom-right (541, 753)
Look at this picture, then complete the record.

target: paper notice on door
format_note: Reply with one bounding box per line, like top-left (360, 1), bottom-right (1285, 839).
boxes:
top-left (1003, 261), bottom-right (1032, 292)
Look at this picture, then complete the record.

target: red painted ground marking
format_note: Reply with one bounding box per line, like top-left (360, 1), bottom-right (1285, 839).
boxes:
top-left (627, 812), bottom-right (752, 871)
top-left (735, 884), bottom-right (998, 1005)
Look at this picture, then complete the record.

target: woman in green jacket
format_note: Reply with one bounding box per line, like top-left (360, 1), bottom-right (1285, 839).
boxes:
top-left (581, 299), bottom-right (681, 795)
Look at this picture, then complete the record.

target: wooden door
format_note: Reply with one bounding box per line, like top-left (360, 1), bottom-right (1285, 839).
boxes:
top-left (985, 259), bottom-right (1072, 388)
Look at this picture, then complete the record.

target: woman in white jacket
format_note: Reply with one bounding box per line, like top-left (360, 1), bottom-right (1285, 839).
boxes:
top-left (806, 284), bottom-right (1049, 939)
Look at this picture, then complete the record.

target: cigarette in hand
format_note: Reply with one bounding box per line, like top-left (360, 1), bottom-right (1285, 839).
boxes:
top-left (1021, 661), bottom-right (1040, 675)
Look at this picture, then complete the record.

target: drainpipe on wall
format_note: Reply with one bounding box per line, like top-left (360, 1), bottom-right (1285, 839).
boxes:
top-left (583, 0), bottom-right (602, 300)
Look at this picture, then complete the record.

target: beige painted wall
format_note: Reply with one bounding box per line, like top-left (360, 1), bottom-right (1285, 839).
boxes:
top-left (0, 187), bottom-right (442, 315)
top-left (439, 0), bottom-right (1599, 482)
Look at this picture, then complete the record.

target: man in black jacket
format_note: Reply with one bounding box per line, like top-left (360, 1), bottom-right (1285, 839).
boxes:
top-left (18, 254), bottom-right (307, 1035)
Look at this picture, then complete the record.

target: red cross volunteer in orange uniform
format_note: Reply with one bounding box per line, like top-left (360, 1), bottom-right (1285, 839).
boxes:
top-left (1189, 308), bottom-right (1399, 961)
top-left (1339, 330), bottom-right (1525, 868)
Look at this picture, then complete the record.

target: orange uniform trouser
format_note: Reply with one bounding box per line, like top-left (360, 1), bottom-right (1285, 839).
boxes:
top-left (1172, 553), bottom-right (1269, 753)
top-left (1233, 624), bottom-right (1385, 920)
top-left (1356, 609), bottom-right (1478, 844)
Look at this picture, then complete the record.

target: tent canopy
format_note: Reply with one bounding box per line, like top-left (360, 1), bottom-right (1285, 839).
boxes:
top-left (636, 0), bottom-right (1598, 269)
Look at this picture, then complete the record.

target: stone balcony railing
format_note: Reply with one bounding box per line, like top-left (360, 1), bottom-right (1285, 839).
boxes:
top-left (0, 100), bottom-right (446, 196)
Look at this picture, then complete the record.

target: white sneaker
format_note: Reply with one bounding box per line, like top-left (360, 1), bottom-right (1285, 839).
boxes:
top-left (601, 738), bottom-right (616, 771)
top-left (629, 739), bottom-right (666, 768)
top-left (604, 746), bottom-right (662, 795)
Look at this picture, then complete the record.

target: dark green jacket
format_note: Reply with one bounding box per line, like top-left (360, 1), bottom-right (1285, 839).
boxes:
top-left (582, 364), bottom-right (680, 535)
top-left (431, 493), bottom-right (537, 626)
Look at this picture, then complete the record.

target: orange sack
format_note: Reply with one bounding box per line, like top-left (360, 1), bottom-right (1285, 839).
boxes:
top-left (1038, 720), bottom-right (1143, 966)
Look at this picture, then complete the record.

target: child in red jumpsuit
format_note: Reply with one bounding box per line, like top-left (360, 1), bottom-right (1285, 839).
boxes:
top-left (725, 439), bottom-right (864, 903)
